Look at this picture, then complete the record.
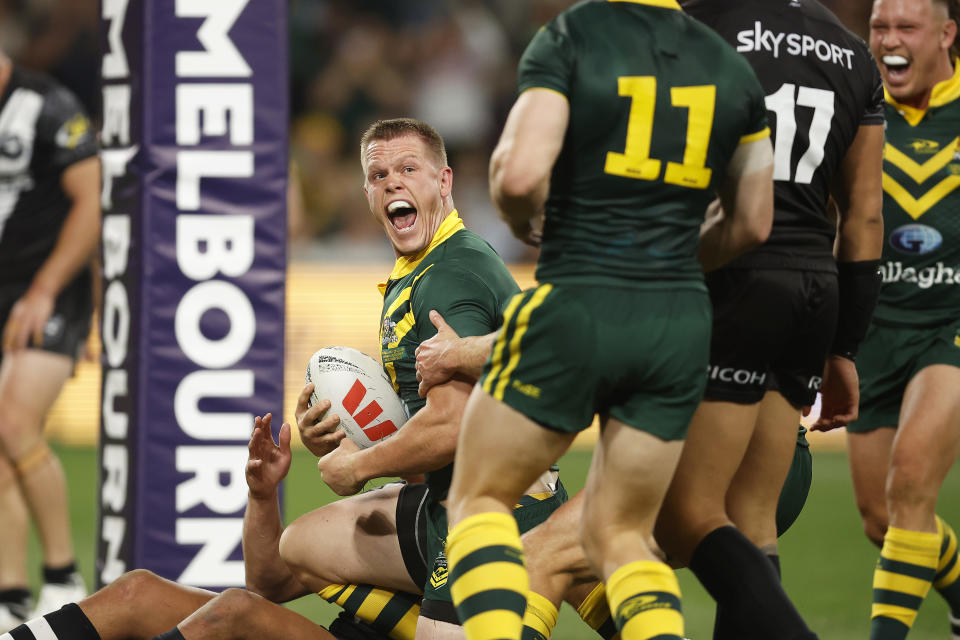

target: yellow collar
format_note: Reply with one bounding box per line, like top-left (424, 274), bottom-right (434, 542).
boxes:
top-left (377, 210), bottom-right (465, 295)
top-left (608, 0), bottom-right (681, 9)
top-left (885, 59), bottom-right (960, 126)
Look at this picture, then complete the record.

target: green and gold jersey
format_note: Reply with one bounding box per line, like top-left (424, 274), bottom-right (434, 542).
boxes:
top-left (874, 62), bottom-right (960, 327)
top-left (518, 0), bottom-right (769, 289)
top-left (378, 211), bottom-right (520, 499)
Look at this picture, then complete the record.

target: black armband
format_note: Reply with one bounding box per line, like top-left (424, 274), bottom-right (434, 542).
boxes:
top-left (830, 259), bottom-right (882, 361)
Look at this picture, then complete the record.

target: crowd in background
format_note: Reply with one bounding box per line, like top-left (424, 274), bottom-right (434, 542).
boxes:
top-left (0, 0), bottom-right (873, 261)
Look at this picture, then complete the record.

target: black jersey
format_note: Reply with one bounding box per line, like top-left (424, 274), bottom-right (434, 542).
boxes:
top-left (0, 67), bottom-right (97, 285)
top-left (685, 0), bottom-right (885, 271)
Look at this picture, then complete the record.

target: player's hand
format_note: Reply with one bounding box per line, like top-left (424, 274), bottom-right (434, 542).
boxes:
top-left (415, 310), bottom-right (462, 397)
top-left (295, 382), bottom-right (346, 458)
top-left (2, 288), bottom-right (55, 352)
top-left (246, 414), bottom-right (292, 500)
top-left (508, 215), bottom-right (543, 248)
top-left (317, 438), bottom-right (364, 496)
top-left (811, 355), bottom-right (859, 432)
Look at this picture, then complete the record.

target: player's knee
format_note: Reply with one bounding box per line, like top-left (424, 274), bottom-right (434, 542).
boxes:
top-left (111, 569), bottom-right (166, 603)
top-left (278, 522), bottom-right (335, 590)
top-left (209, 588), bottom-right (260, 619)
top-left (886, 457), bottom-right (939, 509)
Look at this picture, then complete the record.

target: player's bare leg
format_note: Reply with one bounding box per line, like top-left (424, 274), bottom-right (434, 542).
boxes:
top-left (656, 400), bottom-right (761, 563)
top-left (280, 483), bottom-right (421, 595)
top-left (445, 387), bottom-right (575, 640)
top-left (0, 350), bottom-right (81, 617)
top-left (0, 452), bottom-right (30, 629)
top-left (848, 426), bottom-right (895, 547)
top-left (726, 391), bottom-right (801, 553)
top-left (869, 365), bottom-right (960, 637)
top-left (656, 400), bottom-right (815, 640)
top-left (173, 587), bottom-right (337, 640)
top-left (579, 416), bottom-right (685, 639)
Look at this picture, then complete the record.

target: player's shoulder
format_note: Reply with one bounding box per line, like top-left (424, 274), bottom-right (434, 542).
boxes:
top-left (10, 67), bottom-right (72, 101)
top-left (418, 229), bottom-right (516, 290)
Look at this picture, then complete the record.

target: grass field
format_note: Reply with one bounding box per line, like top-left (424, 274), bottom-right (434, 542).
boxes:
top-left (30, 444), bottom-right (960, 639)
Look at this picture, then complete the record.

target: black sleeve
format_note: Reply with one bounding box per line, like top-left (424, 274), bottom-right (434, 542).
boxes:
top-left (38, 84), bottom-right (97, 171)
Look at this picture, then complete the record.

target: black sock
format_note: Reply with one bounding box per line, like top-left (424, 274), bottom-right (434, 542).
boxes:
top-left (43, 562), bottom-right (78, 585)
top-left (150, 628), bottom-right (187, 640)
top-left (691, 526), bottom-right (816, 640)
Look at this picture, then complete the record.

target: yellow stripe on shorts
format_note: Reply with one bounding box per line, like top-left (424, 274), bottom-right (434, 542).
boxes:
top-left (483, 293), bottom-right (525, 394)
top-left (493, 284), bottom-right (553, 401)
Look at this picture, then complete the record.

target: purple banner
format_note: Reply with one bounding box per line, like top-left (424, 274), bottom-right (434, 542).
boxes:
top-left (98, 0), bottom-right (288, 589)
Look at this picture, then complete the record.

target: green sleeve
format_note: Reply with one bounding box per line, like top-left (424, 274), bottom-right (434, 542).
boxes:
top-left (517, 20), bottom-right (575, 97)
top-left (410, 266), bottom-right (502, 341)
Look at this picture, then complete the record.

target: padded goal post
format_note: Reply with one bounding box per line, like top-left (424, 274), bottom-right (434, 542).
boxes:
top-left (97, 0), bottom-right (288, 589)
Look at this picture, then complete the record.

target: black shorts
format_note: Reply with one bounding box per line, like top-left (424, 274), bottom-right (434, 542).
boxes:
top-left (704, 268), bottom-right (838, 407)
top-left (0, 271), bottom-right (93, 366)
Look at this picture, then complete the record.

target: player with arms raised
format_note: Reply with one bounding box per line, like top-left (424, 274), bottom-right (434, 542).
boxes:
top-left (441, 1), bottom-right (775, 639)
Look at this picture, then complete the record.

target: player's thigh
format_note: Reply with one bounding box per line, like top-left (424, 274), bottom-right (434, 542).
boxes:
top-left (584, 416), bottom-right (684, 537)
top-left (725, 391), bottom-right (802, 547)
top-left (279, 482), bottom-right (419, 593)
top-left (0, 349), bottom-right (73, 451)
top-left (890, 364), bottom-right (960, 498)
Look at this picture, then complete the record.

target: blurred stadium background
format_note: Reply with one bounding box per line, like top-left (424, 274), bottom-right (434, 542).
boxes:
top-left (8, 0), bottom-right (960, 638)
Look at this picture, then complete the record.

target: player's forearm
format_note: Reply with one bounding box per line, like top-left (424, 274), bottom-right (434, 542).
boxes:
top-left (836, 198), bottom-right (884, 262)
top-left (453, 333), bottom-right (497, 380)
top-left (351, 403), bottom-right (460, 482)
top-left (242, 492), bottom-right (305, 601)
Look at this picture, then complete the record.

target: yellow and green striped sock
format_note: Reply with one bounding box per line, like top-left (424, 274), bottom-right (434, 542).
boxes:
top-left (447, 512), bottom-right (528, 640)
top-left (521, 591), bottom-right (558, 640)
top-left (577, 583), bottom-right (620, 640)
top-left (318, 583), bottom-right (420, 640)
top-left (607, 561), bottom-right (683, 640)
top-left (870, 526), bottom-right (940, 639)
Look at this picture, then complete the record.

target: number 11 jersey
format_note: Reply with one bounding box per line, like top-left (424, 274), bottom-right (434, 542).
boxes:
top-left (519, 0), bottom-right (769, 290)
top-left (684, 0), bottom-right (885, 272)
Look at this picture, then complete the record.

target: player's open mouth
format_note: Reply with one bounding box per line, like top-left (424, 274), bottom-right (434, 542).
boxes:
top-left (387, 200), bottom-right (417, 231)
top-left (883, 54), bottom-right (911, 82)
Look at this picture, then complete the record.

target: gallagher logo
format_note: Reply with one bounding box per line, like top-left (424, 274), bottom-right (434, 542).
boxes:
top-left (889, 224), bottom-right (942, 255)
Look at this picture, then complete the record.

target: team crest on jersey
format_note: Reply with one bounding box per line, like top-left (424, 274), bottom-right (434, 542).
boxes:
top-left (430, 551), bottom-right (448, 589)
top-left (908, 139), bottom-right (940, 154)
top-left (55, 114), bottom-right (90, 149)
top-left (381, 316), bottom-right (398, 347)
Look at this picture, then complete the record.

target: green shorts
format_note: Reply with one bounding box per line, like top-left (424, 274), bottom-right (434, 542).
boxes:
top-left (397, 480), bottom-right (569, 623)
top-left (478, 283), bottom-right (712, 441)
top-left (847, 321), bottom-right (960, 433)
top-left (776, 426), bottom-right (812, 537)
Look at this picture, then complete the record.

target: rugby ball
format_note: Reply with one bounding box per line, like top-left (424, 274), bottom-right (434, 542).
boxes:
top-left (305, 346), bottom-right (409, 448)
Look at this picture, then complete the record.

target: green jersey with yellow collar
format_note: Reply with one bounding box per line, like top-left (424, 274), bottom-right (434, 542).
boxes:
top-left (875, 62), bottom-right (960, 327)
top-left (517, 0), bottom-right (770, 289)
top-left (378, 211), bottom-right (519, 498)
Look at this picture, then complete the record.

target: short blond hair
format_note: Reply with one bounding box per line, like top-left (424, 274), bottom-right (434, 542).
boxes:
top-left (360, 118), bottom-right (448, 170)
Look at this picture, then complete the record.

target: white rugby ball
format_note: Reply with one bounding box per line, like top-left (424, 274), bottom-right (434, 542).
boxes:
top-left (305, 346), bottom-right (409, 449)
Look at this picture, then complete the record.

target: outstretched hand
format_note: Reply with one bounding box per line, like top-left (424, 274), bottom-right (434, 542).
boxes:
top-left (246, 413), bottom-right (292, 500)
top-left (415, 310), bottom-right (462, 397)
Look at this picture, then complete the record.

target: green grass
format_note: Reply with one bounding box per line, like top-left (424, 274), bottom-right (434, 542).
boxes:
top-left (30, 445), bottom-right (960, 639)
